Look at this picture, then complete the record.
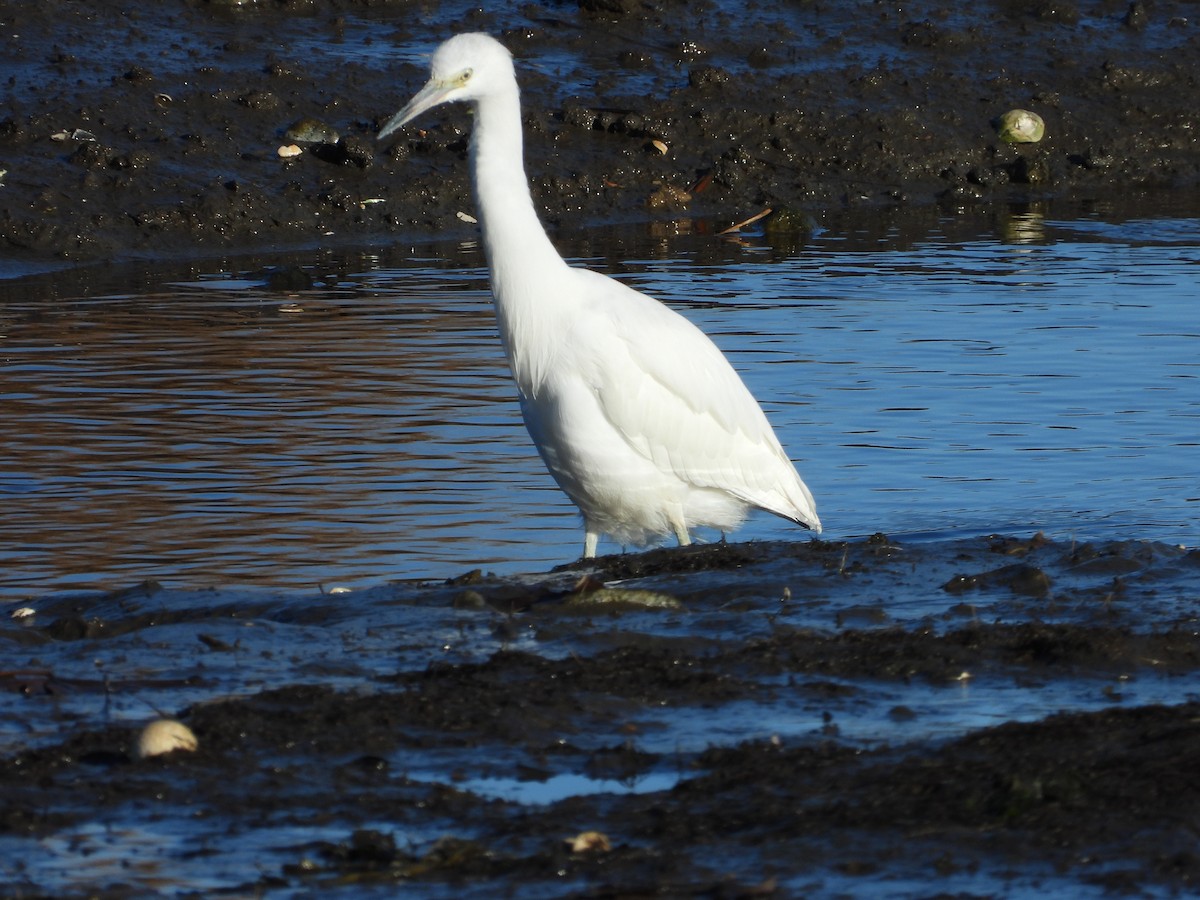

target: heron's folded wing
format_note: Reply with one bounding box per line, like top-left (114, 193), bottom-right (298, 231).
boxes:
top-left (571, 270), bottom-right (818, 524)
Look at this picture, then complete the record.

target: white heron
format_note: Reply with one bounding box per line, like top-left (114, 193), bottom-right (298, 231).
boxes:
top-left (379, 33), bottom-right (821, 558)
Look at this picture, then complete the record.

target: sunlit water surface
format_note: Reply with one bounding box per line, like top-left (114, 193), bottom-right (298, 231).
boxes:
top-left (1, 206), bottom-right (1197, 595)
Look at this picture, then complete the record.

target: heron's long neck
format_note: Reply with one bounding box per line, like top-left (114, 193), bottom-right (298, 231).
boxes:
top-left (468, 86), bottom-right (571, 388)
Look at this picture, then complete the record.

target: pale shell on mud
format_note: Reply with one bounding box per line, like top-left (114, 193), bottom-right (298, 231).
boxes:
top-left (137, 719), bottom-right (198, 759)
top-left (996, 109), bottom-right (1045, 143)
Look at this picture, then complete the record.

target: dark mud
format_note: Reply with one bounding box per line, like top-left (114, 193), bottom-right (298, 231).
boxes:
top-left (4, 534), bottom-right (1200, 896)
top-left (2, 0), bottom-right (1199, 263)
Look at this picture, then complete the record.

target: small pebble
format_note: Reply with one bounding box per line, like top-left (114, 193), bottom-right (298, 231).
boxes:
top-left (277, 144), bottom-right (303, 159)
top-left (647, 183), bottom-right (692, 211)
top-left (284, 116), bottom-right (340, 144)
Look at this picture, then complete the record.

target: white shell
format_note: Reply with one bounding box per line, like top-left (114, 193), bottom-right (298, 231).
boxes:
top-left (566, 831), bottom-right (612, 853)
top-left (997, 109), bottom-right (1045, 144)
top-left (136, 719), bottom-right (198, 759)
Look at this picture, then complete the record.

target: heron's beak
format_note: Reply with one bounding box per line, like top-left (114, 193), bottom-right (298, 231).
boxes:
top-left (378, 79), bottom-right (455, 141)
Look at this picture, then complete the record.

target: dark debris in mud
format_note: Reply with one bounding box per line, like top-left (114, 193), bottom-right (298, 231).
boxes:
top-left (2, 534), bottom-right (1199, 896)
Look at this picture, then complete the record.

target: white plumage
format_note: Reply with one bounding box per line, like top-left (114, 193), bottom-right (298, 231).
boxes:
top-left (379, 33), bottom-right (821, 558)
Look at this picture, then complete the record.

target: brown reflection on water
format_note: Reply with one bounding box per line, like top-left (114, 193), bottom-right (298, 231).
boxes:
top-left (1, 273), bottom-right (551, 592)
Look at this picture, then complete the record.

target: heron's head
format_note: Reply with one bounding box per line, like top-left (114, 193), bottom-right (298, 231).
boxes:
top-left (378, 33), bottom-right (514, 140)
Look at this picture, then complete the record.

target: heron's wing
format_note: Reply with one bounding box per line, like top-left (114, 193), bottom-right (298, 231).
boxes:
top-left (570, 269), bottom-right (818, 525)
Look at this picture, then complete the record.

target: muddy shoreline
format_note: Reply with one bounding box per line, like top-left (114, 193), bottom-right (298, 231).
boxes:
top-left (2, 1), bottom-right (1199, 263)
top-left (5, 535), bottom-right (1200, 896)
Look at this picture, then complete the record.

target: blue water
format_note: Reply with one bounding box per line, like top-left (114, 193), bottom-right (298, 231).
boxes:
top-left (0, 207), bottom-right (1197, 595)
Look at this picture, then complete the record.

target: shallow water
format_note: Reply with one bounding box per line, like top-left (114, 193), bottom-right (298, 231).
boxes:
top-left (1, 203), bottom-right (1196, 596)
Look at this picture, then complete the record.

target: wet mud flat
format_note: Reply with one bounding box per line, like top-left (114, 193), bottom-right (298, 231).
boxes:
top-left (2, 0), bottom-right (1200, 262)
top-left (3, 534), bottom-right (1199, 897)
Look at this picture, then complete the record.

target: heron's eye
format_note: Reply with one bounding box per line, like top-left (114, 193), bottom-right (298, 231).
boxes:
top-left (460, 68), bottom-right (473, 85)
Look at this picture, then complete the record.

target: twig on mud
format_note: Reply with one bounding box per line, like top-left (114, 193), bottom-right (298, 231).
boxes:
top-left (718, 208), bottom-right (773, 235)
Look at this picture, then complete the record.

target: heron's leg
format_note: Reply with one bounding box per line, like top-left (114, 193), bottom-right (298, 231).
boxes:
top-left (673, 523), bottom-right (692, 547)
top-left (666, 504), bottom-right (691, 547)
top-left (583, 530), bottom-right (599, 559)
